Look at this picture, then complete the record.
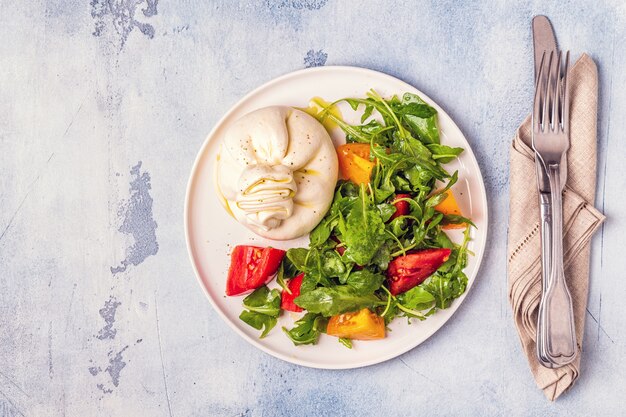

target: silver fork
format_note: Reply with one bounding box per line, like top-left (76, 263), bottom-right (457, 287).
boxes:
top-left (532, 50), bottom-right (577, 368)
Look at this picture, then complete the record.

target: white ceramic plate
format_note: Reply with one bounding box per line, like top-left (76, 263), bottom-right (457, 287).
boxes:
top-left (185, 66), bottom-right (488, 369)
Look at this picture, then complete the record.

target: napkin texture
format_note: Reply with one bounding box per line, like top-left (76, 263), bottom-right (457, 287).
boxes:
top-left (508, 54), bottom-right (605, 401)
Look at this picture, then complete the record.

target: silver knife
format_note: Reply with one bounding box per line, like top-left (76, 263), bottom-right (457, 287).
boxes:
top-left (532, 15), bottom-right (568, 367)
top-left (532, 16), bottom-right (566, 195)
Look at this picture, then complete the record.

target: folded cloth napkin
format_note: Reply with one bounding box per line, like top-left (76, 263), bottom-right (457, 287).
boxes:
top-left (508, 53), bottom-right (606, 401)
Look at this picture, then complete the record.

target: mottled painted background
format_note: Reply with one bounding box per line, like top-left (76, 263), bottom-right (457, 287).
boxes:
top-left (1, 1), bottom-right (625, 416)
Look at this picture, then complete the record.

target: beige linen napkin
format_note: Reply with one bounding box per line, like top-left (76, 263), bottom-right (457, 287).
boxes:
top-left (508, 54), bottom-right (605, 401)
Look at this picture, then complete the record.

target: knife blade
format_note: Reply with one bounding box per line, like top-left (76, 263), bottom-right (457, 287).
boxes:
top-left (532, 16), bottom-right (557, 82)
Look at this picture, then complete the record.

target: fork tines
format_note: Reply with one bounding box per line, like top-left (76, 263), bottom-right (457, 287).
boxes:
top-left (533, 50), bottom-right (570, 135)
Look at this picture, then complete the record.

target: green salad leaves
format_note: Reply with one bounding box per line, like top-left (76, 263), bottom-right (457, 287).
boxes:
top-left (239, 286), bottom-right (282, 338)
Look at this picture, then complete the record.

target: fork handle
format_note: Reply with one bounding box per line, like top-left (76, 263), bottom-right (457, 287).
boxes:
top-left (535, 193), bottom-right (553, 367)
top-left (538, 163), bottom-right (577, 368)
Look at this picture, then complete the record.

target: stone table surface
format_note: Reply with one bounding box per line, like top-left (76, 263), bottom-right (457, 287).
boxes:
top-left (1, 1), bottom-right (625, 416)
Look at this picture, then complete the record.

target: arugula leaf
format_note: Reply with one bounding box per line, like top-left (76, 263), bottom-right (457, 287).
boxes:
top-left (372, 163), bottom-right (397, 203)
top-left (339, 181), bottom-right (360, 198)
top-left (282, 313), bottom-right (328, 346)
top-left (392, 134), bottom-right (432, 160)
top-left (422, 273), bottom-right (468, 309)
top-left (241, 286), bottom-right (281, 316)
top-left (380, 295), bottom-right (399, 325)
top-left (343, 184), bottom-right (387, 265)
top-left (453, 226), bottom-right (472, 274)
top-left (426, 171), bottom-right (459, 208)
top-left (346, 270), bottom-right (385, 294)
top-left (360, 102), bottom-right (374, 123)
top-left (282, 255), bottom-right (300, 280)
top-left (239, 311), bottom-right (277, 339)
top-left (397, 286), bottom-right (436, 311)
top-left (441, 214), bottom-right (476, 228)
top-left (390, 213), bottom-right (414, 236)
top-left (309, 217), bottom-right (334, 247)
top-left (397, 102), bottom-right (437, 118)
top-left (338, 337), bottom-right (353, 349)
top-left (308, 184), bottom-right (358, 249)
top-left (402, 115), bottom-right (439, 145)
top-left (299, 274), bottom-right (319, 294)
top-left (275, 263), bottom-right (290, 293)
top-left (362, 92), bottom-right (409, 139)
top-left (386, 137), bottom-right (448, 181)
top-left (403, 165), bottom-right (433, 192)
top-left (346, 120), bottom-right (389, 145)
top-left (294, 286), bottom-right (383, 316)
top-left (433, 229), bottom-right (454, 249)
top-left (400, 92), bottom-right (428, 106)
top-left (239, 286), bottom-right (281, 338)
top-left (377, 203), bottom-right (397, 222)
top-left (426, 212), bottom-right (444, 231)
top-left (322, 250), bottom-right (348, 279)
top-left (371, 240), bottom-right (393, 270)
top-left (298, 248), bottom-right (332, 292)
top-left (427, 144), bottom-right (464, 163)
top-left (397, 93), bottom-right (440, 144)
top-left (426, 192), bottom-right (449, 208)
top-left (286, 248), bottom-right (309, 272)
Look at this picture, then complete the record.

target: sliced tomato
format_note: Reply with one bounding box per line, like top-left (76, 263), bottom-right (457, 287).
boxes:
top-left (281, 273), bottom-right (304, 312)
top-left (225, 245), bottom-right (286, 296)
top-left (326, 308), bottom-right (385, 340)
top-left (386, 248), bottom-right (452, 295)
top-left (389, 193), bottom-right (411, 221)
top-left (337, 143), bottom-right (376, 185)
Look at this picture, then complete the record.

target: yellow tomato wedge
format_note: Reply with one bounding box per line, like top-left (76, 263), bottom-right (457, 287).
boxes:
top-left (337, 143), bottom-right (376, 185)
top-left (433, 190), bottom-right (465, 229)
top-left (326, 308), bottom-right (385, 340)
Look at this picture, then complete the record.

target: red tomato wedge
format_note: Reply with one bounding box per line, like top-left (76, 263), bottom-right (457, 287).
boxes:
top-left (386, 248), bottom-right (452, 295)
top-left (389, 193), bottom-right (411, 221)
top-left (280, 273), bottom-right (304, 312)
top-left (226, 246), bottom-right (285, 296)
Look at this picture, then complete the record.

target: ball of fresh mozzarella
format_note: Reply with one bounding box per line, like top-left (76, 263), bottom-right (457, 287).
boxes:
top-left (215, 106), bottom-right (338, 240)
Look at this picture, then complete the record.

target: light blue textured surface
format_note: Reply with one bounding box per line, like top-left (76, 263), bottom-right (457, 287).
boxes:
top-left (1, 1), bottom-right (625, 416)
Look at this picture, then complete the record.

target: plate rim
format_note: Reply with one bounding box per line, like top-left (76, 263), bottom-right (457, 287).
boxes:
top-left (184, 65), bottom-right (489, 369)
